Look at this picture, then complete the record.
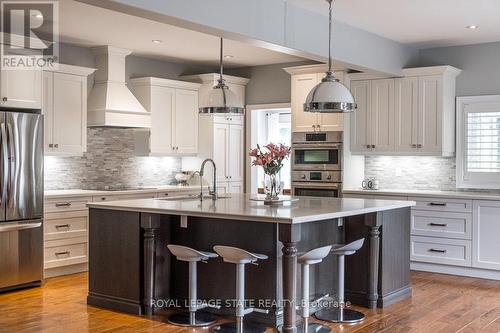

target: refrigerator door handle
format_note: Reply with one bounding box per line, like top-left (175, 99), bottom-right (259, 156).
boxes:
top-left (0, 222), bottom-right (42, 232)
top-left (0, 122), bottom-right (8, 207)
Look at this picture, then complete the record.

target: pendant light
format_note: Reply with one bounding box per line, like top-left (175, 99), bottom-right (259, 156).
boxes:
top-left (304, 0), bottom-right (356, 113)
top-left (199, 38), bottom-right (244, 114)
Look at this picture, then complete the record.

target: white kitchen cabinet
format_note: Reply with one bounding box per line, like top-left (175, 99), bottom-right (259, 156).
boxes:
top-left (285, 67), bottom-right (346, 132)
top-left (350, 66), bottom-right (460, 156)
top-left (43, 64), bottom-right (95, 156)
top-left (131, 77), bottom-right (201, 156)
top-left (199, 114), bottom-right (245, 193)
top-left (472, 201), bottom-right (500, 271)
top-left (0, 68), bottom-right (42, 109)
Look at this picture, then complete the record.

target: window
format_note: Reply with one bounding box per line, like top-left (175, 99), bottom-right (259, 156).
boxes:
top-left (457, 95), bottom-right (500, 189)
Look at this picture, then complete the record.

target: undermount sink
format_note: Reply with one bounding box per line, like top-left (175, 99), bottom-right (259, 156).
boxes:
top-left (155, 194), bottom-right (232, 201)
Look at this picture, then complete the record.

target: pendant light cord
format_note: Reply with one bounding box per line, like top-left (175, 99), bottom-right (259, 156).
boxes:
top-left (328, 0), bottom-right (335, 74)
top-left (219, 37), bottom-right (224, 83)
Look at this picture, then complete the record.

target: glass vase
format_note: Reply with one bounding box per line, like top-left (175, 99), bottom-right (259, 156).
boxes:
top-left (263, 172), bottom-right (284, 202)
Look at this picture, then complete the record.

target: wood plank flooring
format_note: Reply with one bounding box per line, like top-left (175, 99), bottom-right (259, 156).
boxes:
top-left (0, 271), bottom-right (499, 333)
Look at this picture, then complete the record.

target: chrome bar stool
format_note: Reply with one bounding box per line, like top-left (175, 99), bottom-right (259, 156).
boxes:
top-left (315, 239), bottom-right (366, 324)
top-left (213, 245), bottom-right (269, 333)
top-left (297, 245), bottom-right (333, 333)
top-left (167, 244), bottom-right (219, 327)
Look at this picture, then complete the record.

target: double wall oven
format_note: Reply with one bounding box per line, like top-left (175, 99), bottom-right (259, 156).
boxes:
top-left (291, 131), bottom-right (342, 198)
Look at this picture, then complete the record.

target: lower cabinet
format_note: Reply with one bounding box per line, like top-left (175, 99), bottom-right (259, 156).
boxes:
top-left (217, 181), bottom-right (244, 194)
top-left (472, 201), bottom-right (500, 270)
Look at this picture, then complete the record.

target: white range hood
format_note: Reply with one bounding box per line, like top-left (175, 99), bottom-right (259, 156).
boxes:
top-left (87, 46), bottom-right (151, 128)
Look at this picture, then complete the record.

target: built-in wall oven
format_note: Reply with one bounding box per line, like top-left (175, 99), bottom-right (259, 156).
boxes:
top-left (291, 131), bottom-right (343, 198)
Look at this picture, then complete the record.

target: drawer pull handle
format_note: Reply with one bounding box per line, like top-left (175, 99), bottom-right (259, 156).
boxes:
top-left (55, 202), bottom-right (72, 207)
top-left (55, 224), bottom-right (70, 230)
top-left (55, 251), bottom-right (70, 256)
top-left (101, 197), bottom-right (106, 201)
top-left (429, 222), bottom-right (448, 227)
top-left (429, 248), bottom-right (447, 253)
top-left (429, 202), bottom-right (447, 206)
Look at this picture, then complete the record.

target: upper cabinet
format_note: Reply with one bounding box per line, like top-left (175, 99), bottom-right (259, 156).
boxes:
top-left (350, 66), bottom-right (461, 156)
top-left (284, 65), bottom-right (346, 132)
top-left (0, 68), bottom-right (42, 109)
top-left (43, 64), bottom-right (96, 156)
top-left (131, 77), bottom-right (201, 156)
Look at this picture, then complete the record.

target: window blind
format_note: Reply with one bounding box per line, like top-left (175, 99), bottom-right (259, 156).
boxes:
top-left (466, 111), bottom-right (500, 172)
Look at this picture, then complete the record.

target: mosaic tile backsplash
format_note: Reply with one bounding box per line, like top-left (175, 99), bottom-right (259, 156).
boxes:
top-left (364, 156), bottom-right (457, 191)
top-left (44, 128), bottom-right (181, 190)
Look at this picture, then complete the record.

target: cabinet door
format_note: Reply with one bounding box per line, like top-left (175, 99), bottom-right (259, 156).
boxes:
top-left (229, 181), bottom-right (244, 194)
top-left (418, 75), bottom-right (443, 154)
top-left (394, 77), bottom-right (418, 152)
top-left (291, 73), bottom-right (319, 132)
top-left (0, 69), bottom-right (42, 109)
top-left (213, 122), bottom-right (229, 182)
top-left (150, 86), bottom-right (174, 155)
top-left (370, 79), bottom-right (395, 153)
top-left (318, 73), bottom-right (343, 131)
top-left (173, 89), bottom-right (198, 154)
top-left (350, 80), bottom-right (371, 153)
top-left (42, 71), bottom-right (54, 153)
top-left (52, 73), bottom-right (86, 155)
top-left (228, 124), bottom-right (244, 182)
top-left (472, 201), bottom-right (500, 270)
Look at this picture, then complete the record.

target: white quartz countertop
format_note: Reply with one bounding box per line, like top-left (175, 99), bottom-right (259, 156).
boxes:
top-left (87, 194), bottom-right (415, 224)
top-left (44, 185), bottom-right (201, 199)
top-left (343, 188), bottom-right (500, 201)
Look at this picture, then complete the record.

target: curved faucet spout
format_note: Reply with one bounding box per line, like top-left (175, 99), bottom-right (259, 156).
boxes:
top-left (199, 159), bottom-right (217, 200)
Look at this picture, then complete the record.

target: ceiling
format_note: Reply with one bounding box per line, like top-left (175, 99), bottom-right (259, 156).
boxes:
top-left (289, 0), bottom-right (500, 48)
top-left (55, 0), bottom-right (306, 68)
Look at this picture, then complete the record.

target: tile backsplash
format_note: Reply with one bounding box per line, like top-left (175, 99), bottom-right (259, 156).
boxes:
top-left (365, 156), bottom-right (457, 190)
top-left (44, 128), bottom-right (181, 190)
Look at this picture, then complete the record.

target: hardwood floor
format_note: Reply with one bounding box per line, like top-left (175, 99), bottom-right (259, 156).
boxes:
top-left (0, 272), bottom-right (499, 333)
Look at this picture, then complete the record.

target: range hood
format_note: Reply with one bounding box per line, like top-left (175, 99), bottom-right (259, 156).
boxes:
top-left (87, 46), bottom-right (151, 128)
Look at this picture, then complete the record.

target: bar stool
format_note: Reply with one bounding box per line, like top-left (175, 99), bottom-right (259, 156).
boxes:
top-left (167, 244), bottom-right (219, 327)
top-left (297, 245), bottom-right (333, 333)
top-left (213, 245), bottom-right (269, 333)
top-left (315, 239), bottom-right (366, 324)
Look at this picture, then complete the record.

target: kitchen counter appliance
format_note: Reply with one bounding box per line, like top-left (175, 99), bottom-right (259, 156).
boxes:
top-left (291, 131), bottom-right (342, 197)
top-left (0, 109), bottom-right (44, 292)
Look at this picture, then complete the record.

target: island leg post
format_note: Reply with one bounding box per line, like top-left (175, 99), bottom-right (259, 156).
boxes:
top-left (365, 213), bottom-right (382, 309)
top-left (141, 213), bottom-right (161, 316)
top-left (279, 224), bottom-right (301, 333)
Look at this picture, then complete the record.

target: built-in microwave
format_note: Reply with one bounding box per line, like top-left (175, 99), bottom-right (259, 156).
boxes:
top-left (292, 132), bottom-right (342, 171)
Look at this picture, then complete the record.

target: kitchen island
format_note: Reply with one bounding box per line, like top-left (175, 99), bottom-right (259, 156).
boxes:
top-left (87, 194), bottom-right (414, 332)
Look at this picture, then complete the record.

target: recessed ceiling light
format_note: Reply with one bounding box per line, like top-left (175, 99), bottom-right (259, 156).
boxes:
top-left (465, 25), bottom-right (479, 29)
top-left (152, 39), bottom-right (162, 44)
top-left (224, 55), bottom-right (234, 59)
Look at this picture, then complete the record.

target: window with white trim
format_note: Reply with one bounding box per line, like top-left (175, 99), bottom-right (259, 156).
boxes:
top-left (457, 95), bottom-right (500, 189)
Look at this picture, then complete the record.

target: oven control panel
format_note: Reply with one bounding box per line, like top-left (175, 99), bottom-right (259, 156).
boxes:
top-left (292, 171), bottom-right (341, 182)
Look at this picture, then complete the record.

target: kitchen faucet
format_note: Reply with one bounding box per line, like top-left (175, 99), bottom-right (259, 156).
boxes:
top-left (199, 158), bottom-right (217, 200)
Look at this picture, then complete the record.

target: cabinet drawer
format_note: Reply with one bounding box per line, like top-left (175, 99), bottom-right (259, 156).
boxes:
top-left (45, 196), bottom-right (91, 213)
top-left (44, 237), bottom-right (88, 269)
top-left (155, 190), bottom-right (198, 198)
top-left (411, 210), bottom-right (472, 240)
top-left (411, 236), bottom-right (471, 267)
top-left (409, 196), bottom-right (472, 213)
top-left (342, 193), bottom-right (408, 201)
top-left (92, 193), bottom-right (156, 202)
top-left (44, 211), bottom-right (88, 241)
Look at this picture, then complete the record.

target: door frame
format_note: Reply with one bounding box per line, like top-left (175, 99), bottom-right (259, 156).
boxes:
top-left (245, 103), bottom-right (291, 194)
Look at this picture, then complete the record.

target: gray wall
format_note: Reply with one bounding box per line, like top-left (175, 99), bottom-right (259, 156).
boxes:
top-left (419, 42), bottom-right (500, 96)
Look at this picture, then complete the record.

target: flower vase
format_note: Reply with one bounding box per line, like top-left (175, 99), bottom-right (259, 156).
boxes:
top-left (263, 172), bottom-right (283, 203)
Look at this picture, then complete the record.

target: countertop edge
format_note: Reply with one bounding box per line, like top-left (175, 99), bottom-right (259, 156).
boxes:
top-left (343, 189), bottom-right (500, 201)
top-left (44, 186), bottom-right (201, 199)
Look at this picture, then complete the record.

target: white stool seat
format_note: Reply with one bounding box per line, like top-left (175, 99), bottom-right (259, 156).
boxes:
top-left (214, 245), bottom-right (268, 264)
top-left (330, 239), bottom-right (364, 256)
top-left (167, 244), bottom-right (218, 262)
top-left (298, 245), bottom-right (332, 265)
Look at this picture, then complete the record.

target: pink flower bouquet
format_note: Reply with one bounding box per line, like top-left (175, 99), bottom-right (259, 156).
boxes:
top-left (249, 143), bottom-right (291, 176)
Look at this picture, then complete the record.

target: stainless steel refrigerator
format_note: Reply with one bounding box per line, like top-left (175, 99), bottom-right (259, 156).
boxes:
top-left (0, 109), bottom-right (43, 291)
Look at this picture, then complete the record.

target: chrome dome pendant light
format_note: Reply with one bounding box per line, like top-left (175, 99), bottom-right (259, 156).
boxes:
top-left (304, 0), bottom-right (356, 113)
top-left (199, 38), bottom-right (244, 114)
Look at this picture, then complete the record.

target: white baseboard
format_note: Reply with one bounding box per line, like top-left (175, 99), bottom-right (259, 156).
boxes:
top-left (411, 261), bottom-right (500, 281)
top-left (44, 263), bottom-right (88, 279)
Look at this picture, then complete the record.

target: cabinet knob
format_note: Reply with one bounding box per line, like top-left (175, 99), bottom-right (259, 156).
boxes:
top-left (301, 174), bottom-right (306, 179)
top-left (412, 144), bottom-right (417, 148)
top-left (326, 175), bottom-right (332, 180)
top-left (371, 145), bottom-right (375, 148)
top-left (48, 143), bottom-right (53, 148)
top-left (366, 145), bottom-right (371, 149)
top-left (417, 144), bottom-right (423, 148)
top-left (54, 143), bottom-right (59, 148)
top-left (2, 97), bottom-right (7, 102)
